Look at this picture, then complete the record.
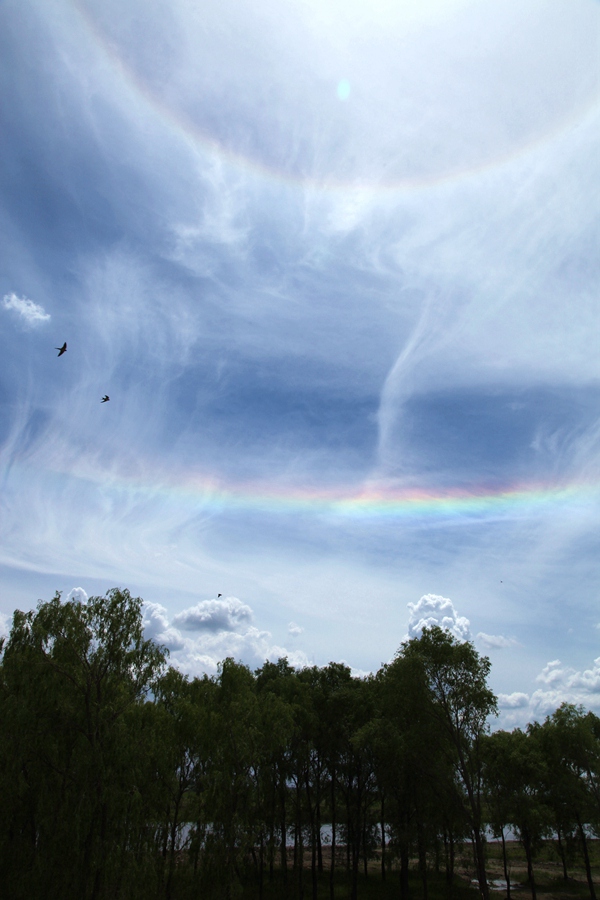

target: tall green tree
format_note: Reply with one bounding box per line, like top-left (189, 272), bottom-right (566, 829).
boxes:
top-left (375, 646), bottom-right (467, 900)
top-left (533, 704), bottom-right (600, 900)
top-left (401, 627), bottom-right (497, 900)
top-left (0, 588), bottom-right (167, 900)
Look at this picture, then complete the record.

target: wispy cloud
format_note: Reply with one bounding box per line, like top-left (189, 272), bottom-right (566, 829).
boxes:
top-left (0, 0), bottom-right (598, 709)
top-left (477, 632), bottom-right (517, 650)
top-left (2, 292), bottom-right (50, 326)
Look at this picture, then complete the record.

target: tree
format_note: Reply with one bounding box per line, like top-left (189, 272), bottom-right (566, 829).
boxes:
top-left (483, 729), bottom-right (551, 900)
top-left (0, 588), bottom-right (167, 900)
top-left (375, 646), bottom-right (468, 900)
top-left (533, 704), bottom-right (600, 900)
top-left (401, 627), bottom-right (497, 900)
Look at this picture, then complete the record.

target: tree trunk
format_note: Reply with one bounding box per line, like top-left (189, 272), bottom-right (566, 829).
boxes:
top-left (380, 795), bottom-right (386, 883)
top-left (521, 830), bottom-right (536, 900)
top-left (258, 832), bottom-right (264, 900)
top-left (298, 824), bottom-right (304, 900)
top-left (576, 816), bottom-right (596, 900)
top-left (166, 793), bottom-right (181, 900)
top-left (400, 844), bottom-right (410, 900)
top-left (280, 780), bottom-right (287, 886)
top-left (418, 828), bottom-right (428, 900)
top-left (351, 825), bottom-right (359, 900)
top-left (317, 801), bottom-right (323, 873)
top-left (330, 767), bottom-right (336, 900)
top-left (268, 804), bottom-right (275, 882)
top-left (472, 824), bottom-right (490, 900)
top-left (555, 828), bottom-right (568, 882)
top-left (501, 830), bottom-right (511, 900)
top-left (305, 772), bottom-right (318, 900)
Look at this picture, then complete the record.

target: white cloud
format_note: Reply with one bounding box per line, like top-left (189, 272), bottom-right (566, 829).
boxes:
top-left (476, 632), bottom-right (516, 649)
top-left (143, 597), bottom-right (310, 676)
top-left (495, 657), bottom-right (600, 727)
top-left (172, 597), bottom-right (253, 632)
top-left (498, 692), bottom-right (529, 709)
top-left (536, 659), bottom-right (565, 687)
top-left (2, 292), bottom-right (50, 325)
top-left (143, 602), bottom-right (186, 651)
top-left (407, 593), bottom-right (471, 642)
top-left (288, 621), bottom-right (304, 636)
top-left (0, 611), bottom-right (10, 640)
top-left (529, 657), bottom-right (600, 716)
top-left (65, 587), bottom-right (88, 604)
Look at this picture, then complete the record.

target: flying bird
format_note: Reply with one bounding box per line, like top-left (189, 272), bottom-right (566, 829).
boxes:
top-left (217, 593), bottom-right (222, 598)
top-left (55, 342), bottom-right (67, 356)
top-left (101, 395), bottom-right (110, 403)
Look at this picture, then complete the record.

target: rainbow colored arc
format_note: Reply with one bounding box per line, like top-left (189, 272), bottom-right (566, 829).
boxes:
top-left (71, 0), bottom-right (600, 194)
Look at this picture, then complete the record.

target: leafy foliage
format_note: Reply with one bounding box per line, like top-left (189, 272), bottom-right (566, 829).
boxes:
top-left (1, 592), bottom-right (599, 900)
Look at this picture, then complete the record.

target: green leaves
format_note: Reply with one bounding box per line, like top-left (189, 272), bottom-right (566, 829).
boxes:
top-left (2, 595), bottom-right (600, 900)
top-left (0, 588), bottom-right (169, 900)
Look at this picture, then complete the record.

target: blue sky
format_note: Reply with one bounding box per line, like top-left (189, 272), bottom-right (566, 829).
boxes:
top-left (1, 0), bottom-right (599, 726)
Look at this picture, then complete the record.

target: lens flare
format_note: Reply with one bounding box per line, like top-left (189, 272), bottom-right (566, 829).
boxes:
top-left (337, 79), bottom-right (351, 101)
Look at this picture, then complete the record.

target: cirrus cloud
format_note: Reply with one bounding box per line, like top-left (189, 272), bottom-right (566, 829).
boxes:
top-left (476, 632), bottom-right (517, 650)
top-left (3, 292), bottom-right (50, 326)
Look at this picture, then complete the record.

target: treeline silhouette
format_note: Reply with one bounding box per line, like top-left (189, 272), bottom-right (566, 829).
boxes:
top-left (1, 588), bottom-right (599, 900)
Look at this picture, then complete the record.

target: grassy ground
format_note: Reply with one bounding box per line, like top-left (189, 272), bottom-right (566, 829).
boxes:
top-left (236, 841), bottom-right (600, 900)
top-left (474, 841), bottom-right (599, 900)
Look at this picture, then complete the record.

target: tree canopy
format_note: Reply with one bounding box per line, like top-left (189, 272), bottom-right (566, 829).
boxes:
top-left (1, 590), bottom-right (598, 900)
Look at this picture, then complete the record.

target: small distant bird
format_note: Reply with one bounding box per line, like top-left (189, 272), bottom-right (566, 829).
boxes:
top-left (217, 593), bottom-right (222, 598)
top-left (55, 342), bottom-right (67, 357)
top-left (101, 395), bottom-right (110, 403)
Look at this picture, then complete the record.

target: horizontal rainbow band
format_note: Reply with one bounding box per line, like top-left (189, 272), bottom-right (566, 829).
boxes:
top-left (27, 457), bottom-right (596, 522)
top-left (178, 478), bottom-right (595, 520)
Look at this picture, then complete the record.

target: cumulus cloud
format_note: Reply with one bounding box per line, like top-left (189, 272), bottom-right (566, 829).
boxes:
top-left (2, 292), bottom-right (50, 325)
top-left (528, 657), bottom-right (600, 717)
top-left (407, 594), bottom-right (471, 642)
top-left (476, 632), bottom-right (516, 649)
top-left (0, 611), bottom-right (10, 640)
top-left (172, 597), bottom-right (252, 632)
top-left (143, 597), bottom-right (310, 676)
top-left (498, 692), bottom-right (529, 709)
top-left (288, 621), bottom-right (304, 636)
top-left (143, 602), bottom-right (186, 651)
top-left (65, 587), bottom-right (88, 604)
top-left (496, 657), bottom-right (600, 728)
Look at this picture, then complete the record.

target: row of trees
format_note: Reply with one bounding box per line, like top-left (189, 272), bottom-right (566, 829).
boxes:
top-left (1, 589), bottom-right (599, 900)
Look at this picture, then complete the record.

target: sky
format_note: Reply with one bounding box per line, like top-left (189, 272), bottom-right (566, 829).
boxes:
top-left (1, 0), bottom-right (599, 728)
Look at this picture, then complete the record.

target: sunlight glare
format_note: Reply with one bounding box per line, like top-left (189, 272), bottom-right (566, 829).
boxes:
top-left (300, 0), bottom-right (477, 35)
